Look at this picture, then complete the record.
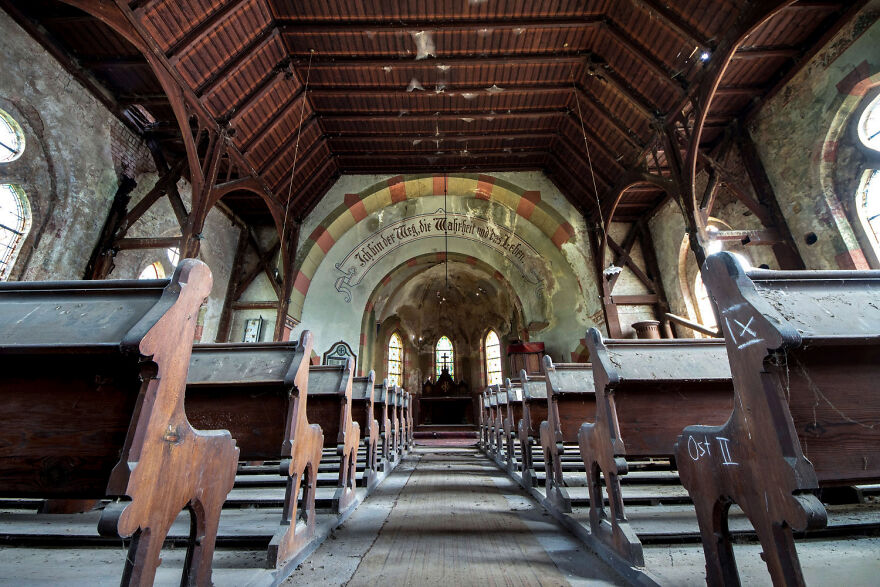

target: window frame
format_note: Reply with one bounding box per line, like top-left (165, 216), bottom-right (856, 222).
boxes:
top-left (484, 330), bottom-right (502, 386)
top-left (434, 335), bottom-right (455, 380)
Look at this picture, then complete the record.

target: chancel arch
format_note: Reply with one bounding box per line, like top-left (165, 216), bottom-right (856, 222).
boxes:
top-left (293, 173), bottom-right (603, 370)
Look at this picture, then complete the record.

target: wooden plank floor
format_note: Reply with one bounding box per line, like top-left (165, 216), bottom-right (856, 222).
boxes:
top-left (284, 447), bottom-right (625, 586)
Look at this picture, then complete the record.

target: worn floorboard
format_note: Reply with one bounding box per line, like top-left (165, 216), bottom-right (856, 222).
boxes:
top-left (285, 447), bottom-right (623, 586)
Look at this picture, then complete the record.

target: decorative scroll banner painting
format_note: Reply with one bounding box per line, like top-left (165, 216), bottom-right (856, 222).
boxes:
top-left (334, 210), bottom-right (542, 301)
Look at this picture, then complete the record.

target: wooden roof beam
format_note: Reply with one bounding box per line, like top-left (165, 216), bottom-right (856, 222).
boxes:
top-left (731, 46), bottom-right (800, 60)
top-left (278, 17), bottom-right (604, 34)
top-left (574, 85), bottom-right (647, 149)
top-left (628, 0), bottom-right (714, 49)
top-left (195, 26), bottom-right (278, 97)
top-left (600, 21), bottom-right (688, 96)
top-left (583, 58), bottom-right (659, 119)
top-left (256, 116), bottom-right (321, 175)
top-left (166, 0), bottom-right (250, 63)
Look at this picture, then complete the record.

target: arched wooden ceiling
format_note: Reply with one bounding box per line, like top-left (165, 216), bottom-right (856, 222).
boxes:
top-left (1, 0), bottom-right (865, 224)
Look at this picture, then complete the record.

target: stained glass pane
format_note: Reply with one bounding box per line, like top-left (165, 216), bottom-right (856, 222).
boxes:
top-left (485, 330), bottom-right (502, 385)
top-left (387, 333), bottom-right (403, 387)
top-left (435, 335), bottom-right (454, 379)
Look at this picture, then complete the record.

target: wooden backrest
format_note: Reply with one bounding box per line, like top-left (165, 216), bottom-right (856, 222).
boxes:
top-left (307, 359), bottom-right (354, 447)
top-left (587, 328), bottom-right (733, 457)
top-left (504, 378), bottom-right (524, 428)
top-left (0, 260), bottom-right (211, 498)
top-left (186, 334), bottom-right (310, 460)
top-left (704, 251), bottom-right (880, 483)
top-left (520, 371), bottom-right (548, 437)
top-left (351, 371), bottom-right (376, 432)
top-left (544, 357), bottom-right (596, 441)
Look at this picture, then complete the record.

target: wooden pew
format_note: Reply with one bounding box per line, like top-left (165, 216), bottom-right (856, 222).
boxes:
top-left (306, 360), bottom-right (360, 513)
top-left (398, 390), bottom-right (409, 455)
top-left (517, 372), bottom-right (548, 488)
top-left (478, 392), bottom-right (488, 450)
top-left (539, 358), bottom-right (596, 513)
top-left (0, 259), bottom-right (239, 586)
top-left (388, 386), bottom-right (401, 460)
top-left (404, 391), bottom-right (414, 449)
top-left (502, 378), bottom-right (524, 473)
top-left (493, 384), bottom-right (509, 464)
top-left (583, 327), bottom-right (733, 567)
top-left (373, 379), bottom-right (392, 470)
top-left (351, 372), bottom-right (380, 489)
top-left (486, 385), bottom-right (500, 457)
top-left (675, 252), bottom-right (880, 586)
top-left (186, 331), bottom-right (323, 568)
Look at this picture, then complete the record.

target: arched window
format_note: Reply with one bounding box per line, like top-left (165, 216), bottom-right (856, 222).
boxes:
top-left (485, 330), bottom-right (502, 385)
top-left (858, 170), bottom-right (880, 246)
top-left (0, 109), bottom-right (25, 163)
top-left (387, 332), bottom-right (403, 388)
top-left (435, 335), bottom-right (454, 379)
top-left (0, 183), bottom-right (31, 280)
top-left (138, 261), bottom-right (165, 280)
top-left (858, 93), bottom-right (880, 153)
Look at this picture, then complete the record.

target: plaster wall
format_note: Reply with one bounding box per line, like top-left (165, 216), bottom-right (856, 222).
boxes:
top-left (0, 12), bottom-right (131, 281)
top-left (748, 8), bottom-right (880, 269)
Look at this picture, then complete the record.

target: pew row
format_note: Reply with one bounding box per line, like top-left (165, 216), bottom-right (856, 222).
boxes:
top-left (493, 384), bottom-right (509, 465)
top-left (0, 259), bottom-right (238, 586)
top-left (676, 252), bottom-right (880, 585)
top-left (351, 373), bottom-right (381, 489)
top-left (583, 329), bottom-right (734, 567)
top-left (186, 333), bottom-right (323, 568)
top-left (502, 379), bottom-right (524, 473)
top-left (306, 360), bottom-right (361, 514)
top-left (517, 372), bottom-right (549, 488)
top-left (540, 359), bottom-right (596, 513)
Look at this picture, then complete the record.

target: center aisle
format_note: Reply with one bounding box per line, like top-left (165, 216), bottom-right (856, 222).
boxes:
top-left (284, 447), bottom-right (625, 586)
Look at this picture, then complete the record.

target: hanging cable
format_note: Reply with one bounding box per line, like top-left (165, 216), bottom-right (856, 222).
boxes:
top-left (279, 49), bottom-right (314, 260)
top-left (571, 74), bottom-right (620, 278)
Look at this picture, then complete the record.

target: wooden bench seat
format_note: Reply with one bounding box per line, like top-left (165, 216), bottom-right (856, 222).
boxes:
top-left (493, 384), bottom-right (509, 464)
top-left (373, 380), bottom-right (392, 470)
top-left (540, 359), bottom-right (596, 513)
top-left (517, 373), bottom-right (548, 488)
top-left (0, 259), bottom-right (238, 586)
top-left (676, 251), bottom-right (880, 585)
top-left (185, 331), bottom-right (323, 568)
top-left (502, 379), bottom-right (524, 473)
top-left (584, 328), bottom-right (734, 567)
top-left (306, 360), bottom-right (360, 514)
top-left (351, 372), bottom-right (380, 489)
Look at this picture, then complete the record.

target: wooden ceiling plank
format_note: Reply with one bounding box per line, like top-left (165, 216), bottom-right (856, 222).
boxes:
top-left (584, 58), bottom-right (658, 119)
top-left (278, 17), bottom-right (603, 34)
top-left (628, 0), bottom-right (714, 49)
top-left (258, 117), bottom-right (321, 175)
top-left (195, 26), bottom-right (278, 97)
top-left (601, 21), bottom-right (687, 96)
top-left (166, 0), bottom-right (251, 63)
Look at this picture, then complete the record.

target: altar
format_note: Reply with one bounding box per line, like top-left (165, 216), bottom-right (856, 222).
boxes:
top-left (417, 368), bottom-right (473, 425)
